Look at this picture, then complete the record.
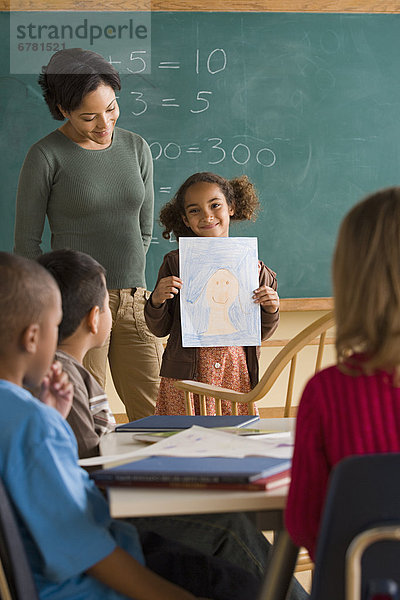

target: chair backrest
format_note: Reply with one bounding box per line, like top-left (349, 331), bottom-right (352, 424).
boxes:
top-left (0, 477), bottom-right (39, 600)
top-left (252, 310), bottom-right (335, 415)
top-left (175, 310), bottom-right (335, 416)
top-left (310, 453), bottom-right (400, 600)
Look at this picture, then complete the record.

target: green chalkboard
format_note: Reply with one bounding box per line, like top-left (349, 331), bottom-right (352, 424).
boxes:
top-left (1, 11), bottom-right (400, 297)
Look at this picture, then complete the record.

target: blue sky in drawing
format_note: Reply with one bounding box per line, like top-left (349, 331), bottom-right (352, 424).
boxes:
top-left (179, 237), bottom-right (261, 347)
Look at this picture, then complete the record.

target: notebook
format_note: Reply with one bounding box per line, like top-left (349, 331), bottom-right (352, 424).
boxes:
top-left (91, 455), bottom-right (290, 488)
top-left (115, 414), bottom-right (260, 432)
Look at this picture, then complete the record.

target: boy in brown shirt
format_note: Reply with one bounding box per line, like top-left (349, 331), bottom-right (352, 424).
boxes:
top-left (38, 249), bottom-right (115, 458)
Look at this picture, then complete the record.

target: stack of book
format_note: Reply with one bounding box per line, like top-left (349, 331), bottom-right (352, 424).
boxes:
top-left (90, 455), bottom-right (291, 492)
top-left (114, 414), bottom-right (261, 432)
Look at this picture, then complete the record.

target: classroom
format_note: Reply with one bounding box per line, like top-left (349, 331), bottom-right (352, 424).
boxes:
top-left (1, 0), bottom-right (400, 598)
top-left (1, 0), bottom-right (399, 413)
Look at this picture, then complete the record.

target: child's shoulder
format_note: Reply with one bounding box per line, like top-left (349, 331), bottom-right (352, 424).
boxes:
top-left (160, 248), bottom-right (179, 269)
top-left (55, 350), bottom-right (100, 396)
top-left (301, 363), bottom-right (346, 403)
top-left (258, 260), bottom-right (277, 287)
top-left (164, 248), bottom-right (179, 259)
top-left (0, 379), bottom-right (69, 445)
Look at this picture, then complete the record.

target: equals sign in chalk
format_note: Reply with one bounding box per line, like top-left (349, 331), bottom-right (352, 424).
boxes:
top-left (162, 98), bottom-right (180, 107)
top-left (158, 62), bottom-right (181, 69)
top-left (186, 147), bottom-right (202, 154)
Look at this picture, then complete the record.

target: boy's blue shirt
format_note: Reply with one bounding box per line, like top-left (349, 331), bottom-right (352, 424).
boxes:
top-left (0, 379), bottom-right (144, 599)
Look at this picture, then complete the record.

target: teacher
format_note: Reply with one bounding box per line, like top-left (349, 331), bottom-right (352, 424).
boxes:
top-left (14, 48), bottom-right (163, 422)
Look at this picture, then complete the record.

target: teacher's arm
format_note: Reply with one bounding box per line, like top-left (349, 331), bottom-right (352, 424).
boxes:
top-left (139, 138), bottom-right (154, 254)
top-left (14, 145), bottom-right (51, 258)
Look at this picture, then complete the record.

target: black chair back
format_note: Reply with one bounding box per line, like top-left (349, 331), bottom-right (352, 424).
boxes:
top-left (0, 477), bottom-right (39, 600)
top-left (311, 453), bottom-right (400, 600)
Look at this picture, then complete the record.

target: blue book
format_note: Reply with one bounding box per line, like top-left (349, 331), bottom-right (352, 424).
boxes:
top-left (115, 415), bottom-right (260, 432)
top-left (91, 455), bottom-right (290, 488)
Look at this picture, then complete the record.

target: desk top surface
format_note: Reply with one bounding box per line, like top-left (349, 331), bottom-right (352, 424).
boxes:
top-left (101, 418), bottom-right (294, 518)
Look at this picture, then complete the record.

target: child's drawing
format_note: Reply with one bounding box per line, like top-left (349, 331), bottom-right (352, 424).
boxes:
top-left (204, 268), bottom-right (239, 336)
top-left (179, 237), bottom-right (261, 347)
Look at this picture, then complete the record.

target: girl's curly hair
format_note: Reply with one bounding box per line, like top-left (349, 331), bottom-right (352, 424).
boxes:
top-left (159, 172), bottom-right (260, 240)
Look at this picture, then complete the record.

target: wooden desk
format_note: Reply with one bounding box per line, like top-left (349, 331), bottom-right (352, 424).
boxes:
top-left (100, 418), bottom-right (299, 600)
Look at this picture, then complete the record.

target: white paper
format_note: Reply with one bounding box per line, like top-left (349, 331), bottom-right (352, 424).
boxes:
top-left (79, 450), bottom-right (146, 467)
top-left (130, 426), bottom-right (293, 459)
top-left (79, 426), bottom-right (294, 467)
top-left (179, 237), bottom-right (261, 347)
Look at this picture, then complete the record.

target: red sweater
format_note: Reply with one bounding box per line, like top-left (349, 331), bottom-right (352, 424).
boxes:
top-left (285, 362), bottom-right (400, 560)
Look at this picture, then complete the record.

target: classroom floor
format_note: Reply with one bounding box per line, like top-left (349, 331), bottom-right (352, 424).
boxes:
top-left (264, 532), bottom-right (312, 593)
top-left (295, 569), bottom-right (312, 593)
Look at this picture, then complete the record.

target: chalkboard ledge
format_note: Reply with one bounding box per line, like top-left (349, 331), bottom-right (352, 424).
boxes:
top-left (280, 297), bottom-right (333, 312)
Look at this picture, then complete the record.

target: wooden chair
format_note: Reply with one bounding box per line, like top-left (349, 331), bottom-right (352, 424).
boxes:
top-left (174, 310), bottom-right (335, 417)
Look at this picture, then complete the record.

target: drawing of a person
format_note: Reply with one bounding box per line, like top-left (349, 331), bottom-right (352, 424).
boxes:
top-left (204, 268), bottom-right (239, 335)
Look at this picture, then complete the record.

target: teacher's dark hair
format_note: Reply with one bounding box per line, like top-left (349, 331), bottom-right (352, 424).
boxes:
top-left (38, 48), bottom-right (121, 121)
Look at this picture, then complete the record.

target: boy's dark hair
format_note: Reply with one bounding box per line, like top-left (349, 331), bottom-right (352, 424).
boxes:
top-left (37, 249), bottom-right (107, 344)
top-left (38, 48), bottom-right (121, 121)
top-left (159, 172), bottom-right (260, 241)
top-left (0, 253), bottom-right (57, 349)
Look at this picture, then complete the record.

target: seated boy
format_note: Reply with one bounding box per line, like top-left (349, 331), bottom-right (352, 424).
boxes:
top-left (37, 249), bottom-right (115, 459)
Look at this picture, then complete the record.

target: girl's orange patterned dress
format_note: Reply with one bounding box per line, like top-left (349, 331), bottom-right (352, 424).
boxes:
top-left (155, 346), bottom-right (258, 416)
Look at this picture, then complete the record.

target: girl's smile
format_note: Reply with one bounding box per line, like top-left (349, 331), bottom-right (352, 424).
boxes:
top-left (182, 182), bottom-right (234, 237)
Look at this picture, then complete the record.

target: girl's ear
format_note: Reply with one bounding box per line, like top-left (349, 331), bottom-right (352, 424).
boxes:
top-left (182, 213), bottom-right (190, 228)
top-left (21, 323), bottom-right (40, 354)
top-left (228, 203), bottom-right (235, 217)
top-left (87, 306), bottom-right (100, 335)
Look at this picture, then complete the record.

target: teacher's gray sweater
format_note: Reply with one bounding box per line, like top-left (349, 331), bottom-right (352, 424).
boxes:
top-left (14, 127), bottom-right (154, 290)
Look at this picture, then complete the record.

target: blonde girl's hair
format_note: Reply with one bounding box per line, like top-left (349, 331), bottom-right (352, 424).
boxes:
top-left (159, 172), bottom-right (260, 240)
top-left (333, 187), bottom-right (400, 378)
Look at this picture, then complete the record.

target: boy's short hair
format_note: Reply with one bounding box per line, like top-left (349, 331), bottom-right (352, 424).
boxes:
top-left (37, 249), bottom-right (107, 343)
top-left (0, 253), bottom-right (58, 349)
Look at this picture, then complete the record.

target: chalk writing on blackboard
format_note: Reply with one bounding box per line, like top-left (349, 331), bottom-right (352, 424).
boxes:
top-left (149, 138), bottom-right (276, 168)
top-left (151, 235), bottom-right (176, 245)
top-left (120, 48), bottom-right (227, 116)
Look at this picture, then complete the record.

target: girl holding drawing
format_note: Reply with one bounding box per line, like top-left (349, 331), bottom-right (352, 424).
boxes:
top-left (144, 172), bottom-right (280, 416)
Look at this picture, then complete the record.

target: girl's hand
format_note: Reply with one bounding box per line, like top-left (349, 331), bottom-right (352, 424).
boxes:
top-left (39, 360), bottom-right (73, 418)
top-left (253, 285), bottom-right (280, 313)
top-left (151, 276), bottom-right (183, 308)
